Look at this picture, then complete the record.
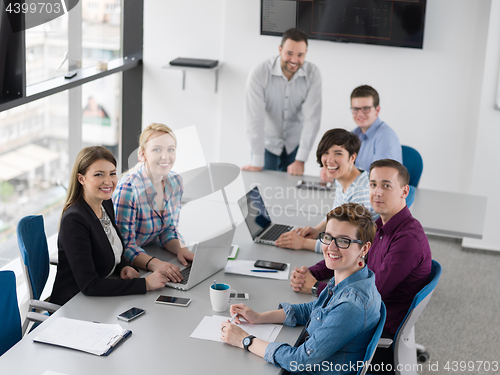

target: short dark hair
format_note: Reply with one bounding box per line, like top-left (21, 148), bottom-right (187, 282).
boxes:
top-left (326, 203), bottom-right (376, 244)
top-left (369, 159), bottom-right (410, 186)
top-left (281, 28), bottom-right (308, 47)
top-left (316, 128), bottom-right (361, 167)
top-left (351, 85), bottom-right (380, 107)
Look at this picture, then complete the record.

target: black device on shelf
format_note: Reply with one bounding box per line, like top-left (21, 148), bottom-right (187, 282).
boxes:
top-left (169, 58), bottom-right (218, 69)
top-left (261, 0), bottom-right (427, 49)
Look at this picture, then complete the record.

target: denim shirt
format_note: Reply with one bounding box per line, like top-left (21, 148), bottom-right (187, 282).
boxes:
top-left (264, 267), bottom-right (381, 374)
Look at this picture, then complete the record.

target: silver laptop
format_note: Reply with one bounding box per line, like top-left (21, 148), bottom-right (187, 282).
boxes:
top-left (238, 186), bottom-right (295, 246)
top-left (164, 228), bottom-right (235, 290)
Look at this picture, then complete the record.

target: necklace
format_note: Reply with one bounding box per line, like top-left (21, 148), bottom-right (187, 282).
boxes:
top-left (99, 206), bottom-right (114, 245)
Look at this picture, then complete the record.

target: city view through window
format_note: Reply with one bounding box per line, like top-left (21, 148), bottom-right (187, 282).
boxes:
top-left (0, 0), bottom-right (123, 268)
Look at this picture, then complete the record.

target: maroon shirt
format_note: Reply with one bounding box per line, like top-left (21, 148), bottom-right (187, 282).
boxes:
top-left (309, 206), bottom-right (432, 335)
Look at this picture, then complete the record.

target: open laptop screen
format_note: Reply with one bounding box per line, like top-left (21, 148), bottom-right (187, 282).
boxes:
top-left (239, 186), bottom-right (272, 239)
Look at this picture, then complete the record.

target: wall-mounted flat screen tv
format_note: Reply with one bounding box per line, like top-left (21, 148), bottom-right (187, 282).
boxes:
top-left (261, 0), bottom-right (427, 49)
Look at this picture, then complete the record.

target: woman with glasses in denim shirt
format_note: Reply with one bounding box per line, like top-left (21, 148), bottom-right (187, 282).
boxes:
top-left (221, 203), bottom-right (381, 375)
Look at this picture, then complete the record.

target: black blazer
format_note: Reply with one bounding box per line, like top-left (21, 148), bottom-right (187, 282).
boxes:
top-left (50, 199), bottom-right (146, 305)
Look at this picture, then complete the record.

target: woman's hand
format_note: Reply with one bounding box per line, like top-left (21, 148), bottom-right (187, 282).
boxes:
top-left (290, 266), bottom-right (317, 293)
top-left (145, 270), bottom-right (169, 291)
top-left (220, 320), bottom-right (248, 348)
top-left (229, 303), bottom-right (262, 325)
top-left (150, 259), bottom-right (183, 283)
top-left (120, 266), bottom-right (139, 279)
top-left (177, 247), bottom-right (194, 267)
top-left (295, 226), bottom-right (320, 239)
top-left (275, 230), bottom-right (305, 250)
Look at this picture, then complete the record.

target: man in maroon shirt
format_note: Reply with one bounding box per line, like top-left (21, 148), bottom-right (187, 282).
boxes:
top-left (291, 159), bottom-right (432, 372)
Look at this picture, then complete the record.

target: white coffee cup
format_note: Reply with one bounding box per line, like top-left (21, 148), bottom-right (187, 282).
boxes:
top-left (210, 283), bottom-right (236, 312)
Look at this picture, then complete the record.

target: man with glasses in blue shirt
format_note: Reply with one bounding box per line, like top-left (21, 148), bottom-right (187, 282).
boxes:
top-left (320, 85), bottom-right (401, 181)
top-left (351, 85), bottom-right (402, 171)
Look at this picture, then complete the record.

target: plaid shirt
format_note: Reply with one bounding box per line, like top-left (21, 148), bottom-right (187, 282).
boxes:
top-left (113, 164), bottom-right (184, 263)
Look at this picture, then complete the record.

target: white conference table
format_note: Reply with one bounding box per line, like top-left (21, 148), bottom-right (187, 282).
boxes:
top-left (0, 212), bottom-right (324, 375)
top-left (239, 170), bottom-right (487, 240)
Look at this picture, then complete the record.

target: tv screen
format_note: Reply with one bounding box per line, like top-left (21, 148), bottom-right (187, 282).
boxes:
top-left (261, 0), bottom-right (427, 49)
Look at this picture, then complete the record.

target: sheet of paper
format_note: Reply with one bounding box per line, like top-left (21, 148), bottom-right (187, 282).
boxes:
top-left (33, 317), bottom-right (127, 355)
top-left (225, 260), bottom-right (290, 280)
top-left (190, 315), bottom-right (283, 343)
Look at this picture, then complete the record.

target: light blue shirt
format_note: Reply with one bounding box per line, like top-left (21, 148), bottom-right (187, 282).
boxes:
top-left (264, 266), bottom-right (381, 374)
top-left (353, 117), bottom-right (402, 171)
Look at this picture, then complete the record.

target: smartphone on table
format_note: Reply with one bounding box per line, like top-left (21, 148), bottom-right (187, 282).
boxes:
top-left (254, 260), bottom-right (287, 271)
top-left (155, 295), bottom-right (191, 307)
top-left (117, 307), bottom-right (145, 321)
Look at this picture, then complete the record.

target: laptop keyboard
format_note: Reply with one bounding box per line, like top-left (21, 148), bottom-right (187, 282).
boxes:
top-left (178, 265), bottom-right (192, 285)
top-left (260, 224), bottom-right (294, 241)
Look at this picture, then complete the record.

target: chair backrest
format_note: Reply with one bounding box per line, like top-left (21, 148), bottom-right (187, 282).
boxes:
top-left (0, 271), bottom-right (22, 356)
top-left (401, 145), bottom-right (423, 187)
top-left (357, 302), bottom-right (387, 375)
top-left (392, 260), bottom-right (442, 374)
top-left (16, 215), bottom-right (50, 301)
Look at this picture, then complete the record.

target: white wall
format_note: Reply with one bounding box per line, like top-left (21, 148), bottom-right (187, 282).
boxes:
top-left (463, 0), bottom-right (500, 252)
top-left (143, 0), bottom-right (500, 251)
top-left (143, 0), bottom-right (225, 162)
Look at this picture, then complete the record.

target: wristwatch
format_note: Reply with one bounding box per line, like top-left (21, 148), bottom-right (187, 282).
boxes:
top-left (243, 335), bottom-right (256, 351)
top-left (311, 281), bottom-right (320, 297)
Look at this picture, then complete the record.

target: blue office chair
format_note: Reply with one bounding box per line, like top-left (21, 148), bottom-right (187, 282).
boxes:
top-left (17, 215), bottom-right (60, 335)
top-left (401, 146), bottom-right (423, 187)
top-left (357, 302), bottom-right (387, 375)
top-left (0, 271), bottom-right (22, 356)
top-left (384, 260), bottom-right (442, 375)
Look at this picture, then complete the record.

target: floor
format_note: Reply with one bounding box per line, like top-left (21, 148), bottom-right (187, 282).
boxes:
top-left (413, 235), bottom-right (500, 375)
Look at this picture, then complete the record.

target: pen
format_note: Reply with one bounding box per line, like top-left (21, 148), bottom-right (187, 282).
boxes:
top-left (251, 269), bottom-right (278, 273)
top-left (229, 313), bottom-right (238, 324)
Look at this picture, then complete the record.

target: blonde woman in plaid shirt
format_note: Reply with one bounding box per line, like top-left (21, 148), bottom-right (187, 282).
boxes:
top-left (113, 123), bottom-right (194, 283)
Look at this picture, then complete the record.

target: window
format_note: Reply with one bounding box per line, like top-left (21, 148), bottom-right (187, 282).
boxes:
top-left (0, 0), bottom-right (141, 273)
top-left (82, 0), bottom-right (122, 70)
top-left (0, 92), bottom-right (69, 269)
top-left (25, 14), bottom-right (69, 86)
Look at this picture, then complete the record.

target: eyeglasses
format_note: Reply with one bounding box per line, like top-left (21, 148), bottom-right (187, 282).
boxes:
top-left (350, 106), bottom-right (374, 114)
top-left (318, 232), bottom-right (363, 249)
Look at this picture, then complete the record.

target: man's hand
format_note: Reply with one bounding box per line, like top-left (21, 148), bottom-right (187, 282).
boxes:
top-left (319, 166), bottom-right (334, 182)
top-left (241, 165), bottom-right (264, 172)
top-left (287, 160), bottom-right (304, 176)
top-left (290, 266), bottom-right (317, 294)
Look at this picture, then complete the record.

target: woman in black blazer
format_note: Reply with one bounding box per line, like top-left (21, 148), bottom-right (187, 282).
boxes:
top-left (50, 146), bottom-right (169, 306)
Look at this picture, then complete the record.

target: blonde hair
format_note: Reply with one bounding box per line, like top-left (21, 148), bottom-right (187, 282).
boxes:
top-left (124, 123), bottom-right (177, 175)
top-left (62, 146), bottom-right (117, 216)
top-left (138, 123), bottom-right (177, 155)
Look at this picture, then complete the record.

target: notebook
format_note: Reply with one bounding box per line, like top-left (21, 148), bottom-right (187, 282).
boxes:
top-left (164, 228), bottom-right (235, 290)
top-left (33, 317), bottom-right (131, 356)
top-left (238, 186), bottom-right (295, 246)
top-left (169, 58), bottom-right (218, 69)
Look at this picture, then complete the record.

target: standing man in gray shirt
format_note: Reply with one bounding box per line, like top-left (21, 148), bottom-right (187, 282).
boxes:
top-left (242, 28), bottom-right (322, 176)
